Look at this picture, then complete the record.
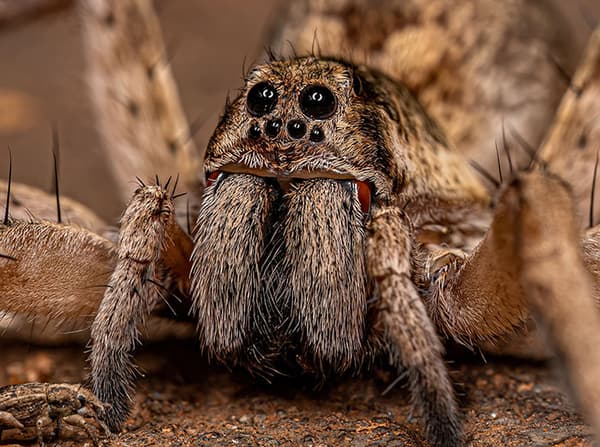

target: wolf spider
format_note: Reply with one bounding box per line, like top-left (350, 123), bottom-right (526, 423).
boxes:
top-left (1, 1), bottom-right (600, 446)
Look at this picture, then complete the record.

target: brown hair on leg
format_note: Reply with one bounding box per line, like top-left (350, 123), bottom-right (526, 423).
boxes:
top-left (517, 171), bottom-right (600, 436)
top-left (80, 0), bottom-right (202, 222)
top-left (367, 207), bottom-right (461, 447)
top-left (0, 220), bottom-right (115, 333)
top-left (89, 183), bottom-right (186, 431)
top-left (539, 26), bottom-right (600, 227)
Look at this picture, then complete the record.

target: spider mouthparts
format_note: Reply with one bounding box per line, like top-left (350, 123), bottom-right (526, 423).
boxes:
top-left (207, 169), bottom-right (372, 213)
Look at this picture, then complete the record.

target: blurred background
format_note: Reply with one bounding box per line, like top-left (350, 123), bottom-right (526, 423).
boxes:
top-left (0, 0), bottom-right (598, 222)
top-left (0, 0), bottom-right (280, 220)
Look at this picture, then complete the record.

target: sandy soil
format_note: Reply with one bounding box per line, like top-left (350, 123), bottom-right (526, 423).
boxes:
top-left (0, 341), bottom-right (594, 447)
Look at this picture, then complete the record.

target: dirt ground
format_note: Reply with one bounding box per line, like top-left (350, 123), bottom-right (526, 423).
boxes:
top-left (1, 1), bottom-right (600, 446)
top-left (0, 340), bottom-right (594, 447)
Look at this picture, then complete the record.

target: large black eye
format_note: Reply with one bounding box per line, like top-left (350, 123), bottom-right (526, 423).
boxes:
top-left (247, 82), bottom-right (278, 116)
top-left (299, 85), bottom-right (336, 120)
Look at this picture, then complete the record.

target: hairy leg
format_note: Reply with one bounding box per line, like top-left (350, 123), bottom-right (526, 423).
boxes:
top-left (417, 171), bottom-right (600, 344)
top-left (583, 226), bottom-right (600, 304)
top-left (0, 180), bottom-right (107, 233)
top-left (420, 171), bottom-right (600, 435)
top-left (367, 207), bottom-right (460, 447)
top-left (89, 183), bottom-right (192, 431)
top-left (415, 182), bottom-right (527, 344)
top-left (0, 220), bottom-right (116, 334)
top-left (516, 172), bottom-right (600, 435)
top-left (415, 25), bottom-right (600, 358)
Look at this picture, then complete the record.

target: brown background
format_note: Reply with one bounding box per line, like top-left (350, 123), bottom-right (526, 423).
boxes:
top-left (0, 0), bottom-right (280, 220)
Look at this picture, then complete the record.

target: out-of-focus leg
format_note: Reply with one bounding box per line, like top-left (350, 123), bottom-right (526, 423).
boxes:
top-left (80, 0), bottom-right (203, 221)
top-left (539, 26), bottom-right (600, 226)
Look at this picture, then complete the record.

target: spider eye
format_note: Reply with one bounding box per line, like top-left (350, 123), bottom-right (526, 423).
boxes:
top-left (247, 82), bottom-right (278, 116)
top-left (299, 85), bottom-right (336, 120)
top-left (77, 394), bottom-right (86, 406)
top-left (287, 120), bottom-right (307, 139)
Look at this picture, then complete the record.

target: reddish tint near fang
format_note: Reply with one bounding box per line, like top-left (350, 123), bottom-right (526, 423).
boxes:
top-left (356, 181), bottom-right (371, 213)
top-left (206, 171), bottom-right (221, 187)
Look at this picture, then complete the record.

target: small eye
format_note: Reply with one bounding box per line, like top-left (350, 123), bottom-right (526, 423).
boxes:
top-left (352, 73), bottom-right (364, 96)
top-left (247, 82), bottom-right (278, 116)
top-left (77, 394), bottom-right (87, 406)
top-left (287, 120), bottom-right (307, 139)
top-left (265, 119), bottom-right (283, 138)
top-left (309, 126), bottom-right (325, 142)
top-left (299, 85), bottom-right (336, 120)
top-left (248, 122), bottom-right (261, 139)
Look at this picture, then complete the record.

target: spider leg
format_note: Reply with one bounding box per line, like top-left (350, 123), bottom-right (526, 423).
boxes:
top-left (89, 183), bottom-right (192, 432)
top-left (415, 180), bottom-right (529, 344)
top-left (0, 180), bottom-right (107, 233)
top-left (0, 219), bottom-right (117, 339)
top-left (516, 172), bottom-right (600, 435)
top-left (421, 170), bottom-right (600, 435)
top-left (584, 226), bottom-right (600, 303)
top-left (400, 27), bottom-right (600, 360)
top-left (419, 169), bottom-right (600, 346)
top-left (538, 26), bottom-right (600, 225)
top-left (366, 207), bottom-right (461, 447)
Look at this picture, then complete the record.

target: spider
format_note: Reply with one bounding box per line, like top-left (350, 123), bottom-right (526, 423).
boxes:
top-left (1, 1), bottom-right (600, 446)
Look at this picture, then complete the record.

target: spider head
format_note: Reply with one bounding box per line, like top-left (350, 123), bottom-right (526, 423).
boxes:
top-left (205, 57), bottom-right (410, 211)
top-left (46, 384), bottom-right (84, 417)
